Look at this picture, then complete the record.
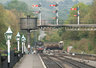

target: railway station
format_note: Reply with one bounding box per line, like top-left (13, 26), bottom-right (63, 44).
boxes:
top-left (13, 51), bottom-right (96, 68)
top-left (0, 0), bottom-right (96, 68)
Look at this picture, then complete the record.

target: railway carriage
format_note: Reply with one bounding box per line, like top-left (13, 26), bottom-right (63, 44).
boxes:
top-left (44, 41), bottom-right (64, 50)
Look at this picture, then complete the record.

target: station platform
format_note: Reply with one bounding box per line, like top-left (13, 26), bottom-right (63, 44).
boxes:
top-left (14, 54), bottom-right (46, 68)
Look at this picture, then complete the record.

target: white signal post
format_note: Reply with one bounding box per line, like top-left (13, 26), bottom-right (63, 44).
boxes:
top-left (39, 5), bottom-right (42, 25)
top-left (78, 6), bottom-right (80, 25)
top-left (71, 6), bottom-right (80, 25)
top-left (55, 2), bottom-right (59, 25)
top-left (32, 4), bottom-right (42, 25)
top-left (50, 3), bottom-right (59, 25)
top-left (56, 11), bottom-right (59, 25)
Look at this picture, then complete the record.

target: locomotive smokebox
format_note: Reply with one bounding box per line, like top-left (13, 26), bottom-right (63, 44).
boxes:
top-left (20, 15), bottom-right (38, 30)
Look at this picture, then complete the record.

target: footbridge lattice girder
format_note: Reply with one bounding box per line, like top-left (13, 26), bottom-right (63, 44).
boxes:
top-left (37, 24), bottom-right (96, 31)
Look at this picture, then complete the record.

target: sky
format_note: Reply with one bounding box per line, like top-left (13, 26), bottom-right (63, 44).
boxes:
top-left (78, 0), bottom-right (93, 4)
top-left (0, 0), bottom-right (93, 4)
top-left (46, 0), bottom-right (93, 4)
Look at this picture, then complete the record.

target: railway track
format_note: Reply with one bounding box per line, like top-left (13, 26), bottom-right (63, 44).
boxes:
top-left (60, 53), bottom-right (96, 61)
top-left (40, 54), bottom-right (64, 68)
top-left (40, 54), bottom-right (95, 68)
top-left (53, 55), bottom-right (95, 68)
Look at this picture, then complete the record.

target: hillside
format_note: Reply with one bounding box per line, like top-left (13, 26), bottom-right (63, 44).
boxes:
top-left (0, 0), bottom-right (93, 20)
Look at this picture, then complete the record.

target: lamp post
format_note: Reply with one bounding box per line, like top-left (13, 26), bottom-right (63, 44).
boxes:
top-left (16, 32), bottom-right (20, 52)
top-left (21, 35), bottom-right (25, 56)
top-left (16, 32), bottom-right (20, 57)
top-left (23, 36), bottom-right (26, 54)
top-left (4, 27), bottom-right (13, 68)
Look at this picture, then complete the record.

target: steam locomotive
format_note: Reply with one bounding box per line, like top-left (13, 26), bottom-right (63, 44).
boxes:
top-left (36, 41), bottom-right (64, 53)
top-left (36, 41), bottom-right (44, 53)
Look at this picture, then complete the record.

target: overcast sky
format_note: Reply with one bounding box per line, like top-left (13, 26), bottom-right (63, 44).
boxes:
top-left (0, 0), bottom-right (93, 4)
top-left (46, 0), bottom-right (93, 4)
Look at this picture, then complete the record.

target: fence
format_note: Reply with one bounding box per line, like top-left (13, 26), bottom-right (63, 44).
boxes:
top-left (0, 50), bottom-right (23, 68)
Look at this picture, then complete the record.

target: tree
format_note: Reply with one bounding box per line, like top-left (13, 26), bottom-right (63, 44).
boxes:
top-left (44, 30), bottom-right (61, 42)
top-left (5, 0), bottom-right (29, 14)
top-left (67, 3), bottom-right (89, 24)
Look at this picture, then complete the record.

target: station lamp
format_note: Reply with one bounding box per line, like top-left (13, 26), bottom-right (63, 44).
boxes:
top-left (4, 27), bottom-right (13, 40)
top-left (16, 32), bottom-right (20, 52)
top-left (4, 27), bottom-right (13, 68)
top-left (16, 32), bottom-right (20, 41)
top-left (21, 35), bottom-right (26, 55)
top-left (21, 35), bottom-right (25, 42)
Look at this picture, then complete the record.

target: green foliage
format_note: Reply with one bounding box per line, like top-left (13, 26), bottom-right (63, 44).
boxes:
top-left (61, 31), bottom-right (80, 40)
top-left (58, 28), bottom-right (66, 36)
top-left (59, 1), bottom-right (96, 54)
top-left (88, 43), bottom-right (93, 51)
top-left (6, 0), bottom-right (28, 13)
top-left (0, 3), bottom-right (27, 50)
top-left (78, 31), bottom-right (88, 39)
top-left (5, 0), bottom-right (34, 16)
top-left (43, 30), bottom-right (61, 42)
top-left (0, 0), bottom-right (96, 54)
top-left (0, 5), bottom-right (7, 50)
top-left (1, 54), bottom-right (7, 56)
top-left (88, 31), bottom-right (96, 45)
top-left (67, 3), bottom-right (90, 24)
